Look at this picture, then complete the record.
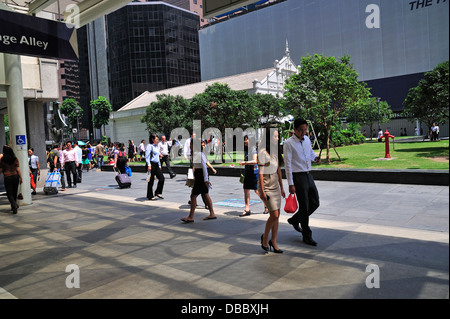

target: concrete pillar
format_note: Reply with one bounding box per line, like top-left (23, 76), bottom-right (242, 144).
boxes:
top-left (26, 100), bottom-right (47, 169)
top-left (4, 53), bottom-right (31, 205)
top-left (0, 113), bottom-right (5, 150)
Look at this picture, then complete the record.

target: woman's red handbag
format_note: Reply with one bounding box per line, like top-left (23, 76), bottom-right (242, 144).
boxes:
top-left (284, 193), bottom-right (298, 214)
top-left (30, 172), bottom-right (36, 189)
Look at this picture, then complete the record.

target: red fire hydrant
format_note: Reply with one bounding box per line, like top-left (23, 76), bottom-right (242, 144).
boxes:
top-left (379, 130), bottom-right (395, 158)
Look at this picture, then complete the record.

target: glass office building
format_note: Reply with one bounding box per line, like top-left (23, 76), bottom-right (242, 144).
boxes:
top-left (107, 2), bottom-right (201, 110)
top-left (199, 0), bottom-right (449, 111)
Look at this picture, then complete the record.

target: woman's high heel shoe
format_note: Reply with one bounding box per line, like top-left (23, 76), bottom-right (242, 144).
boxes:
top-left (261, 234), bottom-right (269, 252)
top-left (269, 240), bottom-right (283, 254)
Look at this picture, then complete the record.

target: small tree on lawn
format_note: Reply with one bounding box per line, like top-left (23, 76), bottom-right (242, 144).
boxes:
top-left (284, 54), bottom-right (371, 163)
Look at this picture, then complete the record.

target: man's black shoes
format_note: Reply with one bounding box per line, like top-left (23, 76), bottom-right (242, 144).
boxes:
top-left (303, 236), bottom-right (317, 246)
top-left (287, 217), bottom-right (303, 233)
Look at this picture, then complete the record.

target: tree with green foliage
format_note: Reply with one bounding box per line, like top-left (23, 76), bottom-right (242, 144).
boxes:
top-left (190, 83), bottom-right (257, 162)
top-left (60, 98), bottom-right (83, 130)
top-left (346, 97), bottom-right (393, 140)
top-left (91, 96), bottom-right (113, 137)
top-left (251, 93), bottom-right (287, 127)
top-left (284, 54), bottom-right (371, 163)
top-left (141, 94), bottom-right (192, 137)
top-left (402, 61), bottom-right (449, 133)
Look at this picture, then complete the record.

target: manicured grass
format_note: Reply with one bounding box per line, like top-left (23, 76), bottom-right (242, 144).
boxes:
top-left (126, 138), bottom-right (449, 170)
top-left (316, 139), bottom-right (449, 170)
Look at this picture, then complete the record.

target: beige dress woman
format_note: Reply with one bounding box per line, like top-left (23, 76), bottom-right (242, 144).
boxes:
top-left (257, 148), bottom-right (281, 212)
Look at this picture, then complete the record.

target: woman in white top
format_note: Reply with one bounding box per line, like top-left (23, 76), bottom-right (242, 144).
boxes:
top-left (181, 139), bottom-right (216, 223)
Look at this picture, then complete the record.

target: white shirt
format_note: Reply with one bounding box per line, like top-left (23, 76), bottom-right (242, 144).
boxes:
top-left (29, 155), bottom-right (39, 169)
top-left (184, 138), bottom-right (191, 157)
top-left (283, 134), bottom-right (318, 186)
top-left (74, 146), bottom-right (82, 164)
top-left (158, 140), bottom-right (172, 156)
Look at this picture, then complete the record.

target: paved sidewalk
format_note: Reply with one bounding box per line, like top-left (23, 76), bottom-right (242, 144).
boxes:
top-left (0, 169), bottom-right (448, 299)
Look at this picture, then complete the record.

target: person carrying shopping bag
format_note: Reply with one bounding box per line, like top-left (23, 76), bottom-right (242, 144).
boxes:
top-left (146, 134), bottom-right (165, 201)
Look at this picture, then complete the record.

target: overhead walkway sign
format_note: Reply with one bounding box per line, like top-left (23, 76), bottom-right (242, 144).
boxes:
top-left (0, 9), bottom-right (78, 61)
top-left (203, 0), bottom-right (264, 19)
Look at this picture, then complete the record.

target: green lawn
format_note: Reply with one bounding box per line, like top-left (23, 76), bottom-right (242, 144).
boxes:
top-left (126, 139), bottom-right (449, 170)
top-left (315, 139), bottom-right (449, 170)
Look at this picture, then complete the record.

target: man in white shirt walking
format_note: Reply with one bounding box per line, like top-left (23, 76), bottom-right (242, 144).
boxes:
top-left (283, 119), bottom-right (321, 246)
top-left (158, 135), bottom-right (176, 179)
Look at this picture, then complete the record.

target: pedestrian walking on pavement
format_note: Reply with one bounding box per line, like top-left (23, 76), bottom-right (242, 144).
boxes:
top-left (283, 119), bottom-right (321, 246)
top-left (138, 139), bottom-right (146, 161)
top-left (48, 144), bottom-right (66, 191)
top-left (181, 139), bottom-right (216, 223)
top-left (0, 145), bottom-right (23, 214)
top-left (258, 127), bottom-right (285, 253)
top-left (239, 135), bottom-right (261, 217)
top-left (114, 142), bottom-right (128, 174)
top-left (61, 141), bottom-right (79, 188)
top-left (73, 142), bottom-right (83, 183)
top-left (28, 148), bottom-right (40, 195)
top-left (95, 141), bottom-right (105, 171)
top-left (158, 134), bottom-right (176, 179)
top-left (146, 134), bottom-right (165, 200)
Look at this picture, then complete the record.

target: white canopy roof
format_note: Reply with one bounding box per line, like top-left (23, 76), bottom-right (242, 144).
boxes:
top-left (0, 0), bottom-right (131, 27)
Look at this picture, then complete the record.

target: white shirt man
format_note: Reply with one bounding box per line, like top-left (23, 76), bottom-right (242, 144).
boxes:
top-left (158, 135), bottom-right (176, 178)
top-left (283, 119), bottom-right (320, 246)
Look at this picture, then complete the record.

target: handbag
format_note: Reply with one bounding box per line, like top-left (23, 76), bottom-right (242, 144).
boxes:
top-left (125, 166), bottom-right (132, 177)
top-left (185, 168), bottom-right (194, 188)
top-left (30, 172), bottom-right (36, 189)
top-left (284, 193), bottom-right (298, 214)
top-left (239, 168), bottom-right (245, 184)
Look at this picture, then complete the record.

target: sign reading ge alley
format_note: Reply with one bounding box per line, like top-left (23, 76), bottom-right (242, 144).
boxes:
top-left (0, 9), bottom-right (78, 61)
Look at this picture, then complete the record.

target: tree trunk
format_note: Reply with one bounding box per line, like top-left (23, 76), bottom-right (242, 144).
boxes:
top-left (326, 132), bottom-right (331, 164)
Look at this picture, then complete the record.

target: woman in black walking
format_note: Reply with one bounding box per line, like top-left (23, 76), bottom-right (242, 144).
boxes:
top-left (0, 145), bottom-right (23, 214)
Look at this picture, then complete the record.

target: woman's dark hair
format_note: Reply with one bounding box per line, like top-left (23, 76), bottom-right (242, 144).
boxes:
top-left (150, 134), bottom-right (157, 143)
top-left (2, 145), bottom-right (18, 165)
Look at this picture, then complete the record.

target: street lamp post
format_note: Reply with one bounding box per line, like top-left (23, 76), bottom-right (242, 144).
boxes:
top-left (376, 97), bottom-right (381, 131)
top-left (74, 106), bottom-right (81, 141)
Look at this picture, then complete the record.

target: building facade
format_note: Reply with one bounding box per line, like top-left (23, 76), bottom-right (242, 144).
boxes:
top-left (107, 1), bottom-right (201, 111)
top-left (198, 0), bottom-right (449, 113)
top-left (109, 47), bottom-right (297, 143)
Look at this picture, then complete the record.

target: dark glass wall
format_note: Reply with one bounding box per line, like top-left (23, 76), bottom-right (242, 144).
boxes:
top-left (107, 3), bottom-right (201, 110)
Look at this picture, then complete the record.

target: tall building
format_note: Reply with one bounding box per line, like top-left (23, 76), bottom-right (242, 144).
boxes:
top-left (199, 0), bottom-right (449, 113)
top-left (137, 0), bottom-right (208, 26)
top-left (107, 1), bottom-right (201, 110)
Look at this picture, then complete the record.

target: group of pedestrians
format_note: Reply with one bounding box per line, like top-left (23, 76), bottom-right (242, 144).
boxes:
top-left (177, 119), bottom-right (321, 254)
top-left (1, 118), bottom-right (322, 254)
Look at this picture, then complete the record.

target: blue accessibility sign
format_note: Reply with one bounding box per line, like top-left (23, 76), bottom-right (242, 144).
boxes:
top-left (15, 135), bottom-right (27, 151)
top-left (16, 135), bottom-right (26, 145)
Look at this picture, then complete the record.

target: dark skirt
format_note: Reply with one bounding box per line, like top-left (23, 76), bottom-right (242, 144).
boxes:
top-left (192, 169), bottom-right (209, 195)
top-left (243, 165), bottom-right (257, 190)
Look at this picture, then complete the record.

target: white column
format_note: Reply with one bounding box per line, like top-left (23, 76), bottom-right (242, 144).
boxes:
top-left (4, 54), bottom-right (32, 205)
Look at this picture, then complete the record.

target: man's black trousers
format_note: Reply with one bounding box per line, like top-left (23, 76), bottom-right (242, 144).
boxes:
top-left (291, 172), bottom-right (320, 236)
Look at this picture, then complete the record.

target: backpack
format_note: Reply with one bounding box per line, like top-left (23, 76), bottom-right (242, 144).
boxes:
top-left (117, 151), bottom-right (127, 165)
top-left (47, 150), bottom-right (57, 167)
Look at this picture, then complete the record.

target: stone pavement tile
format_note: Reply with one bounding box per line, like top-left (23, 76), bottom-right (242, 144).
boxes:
top-left (0, 171), bottom-right (448, 299)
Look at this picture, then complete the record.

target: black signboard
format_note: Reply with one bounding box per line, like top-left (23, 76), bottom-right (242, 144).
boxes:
top-left (0, 9), bottom-right (78, 60)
